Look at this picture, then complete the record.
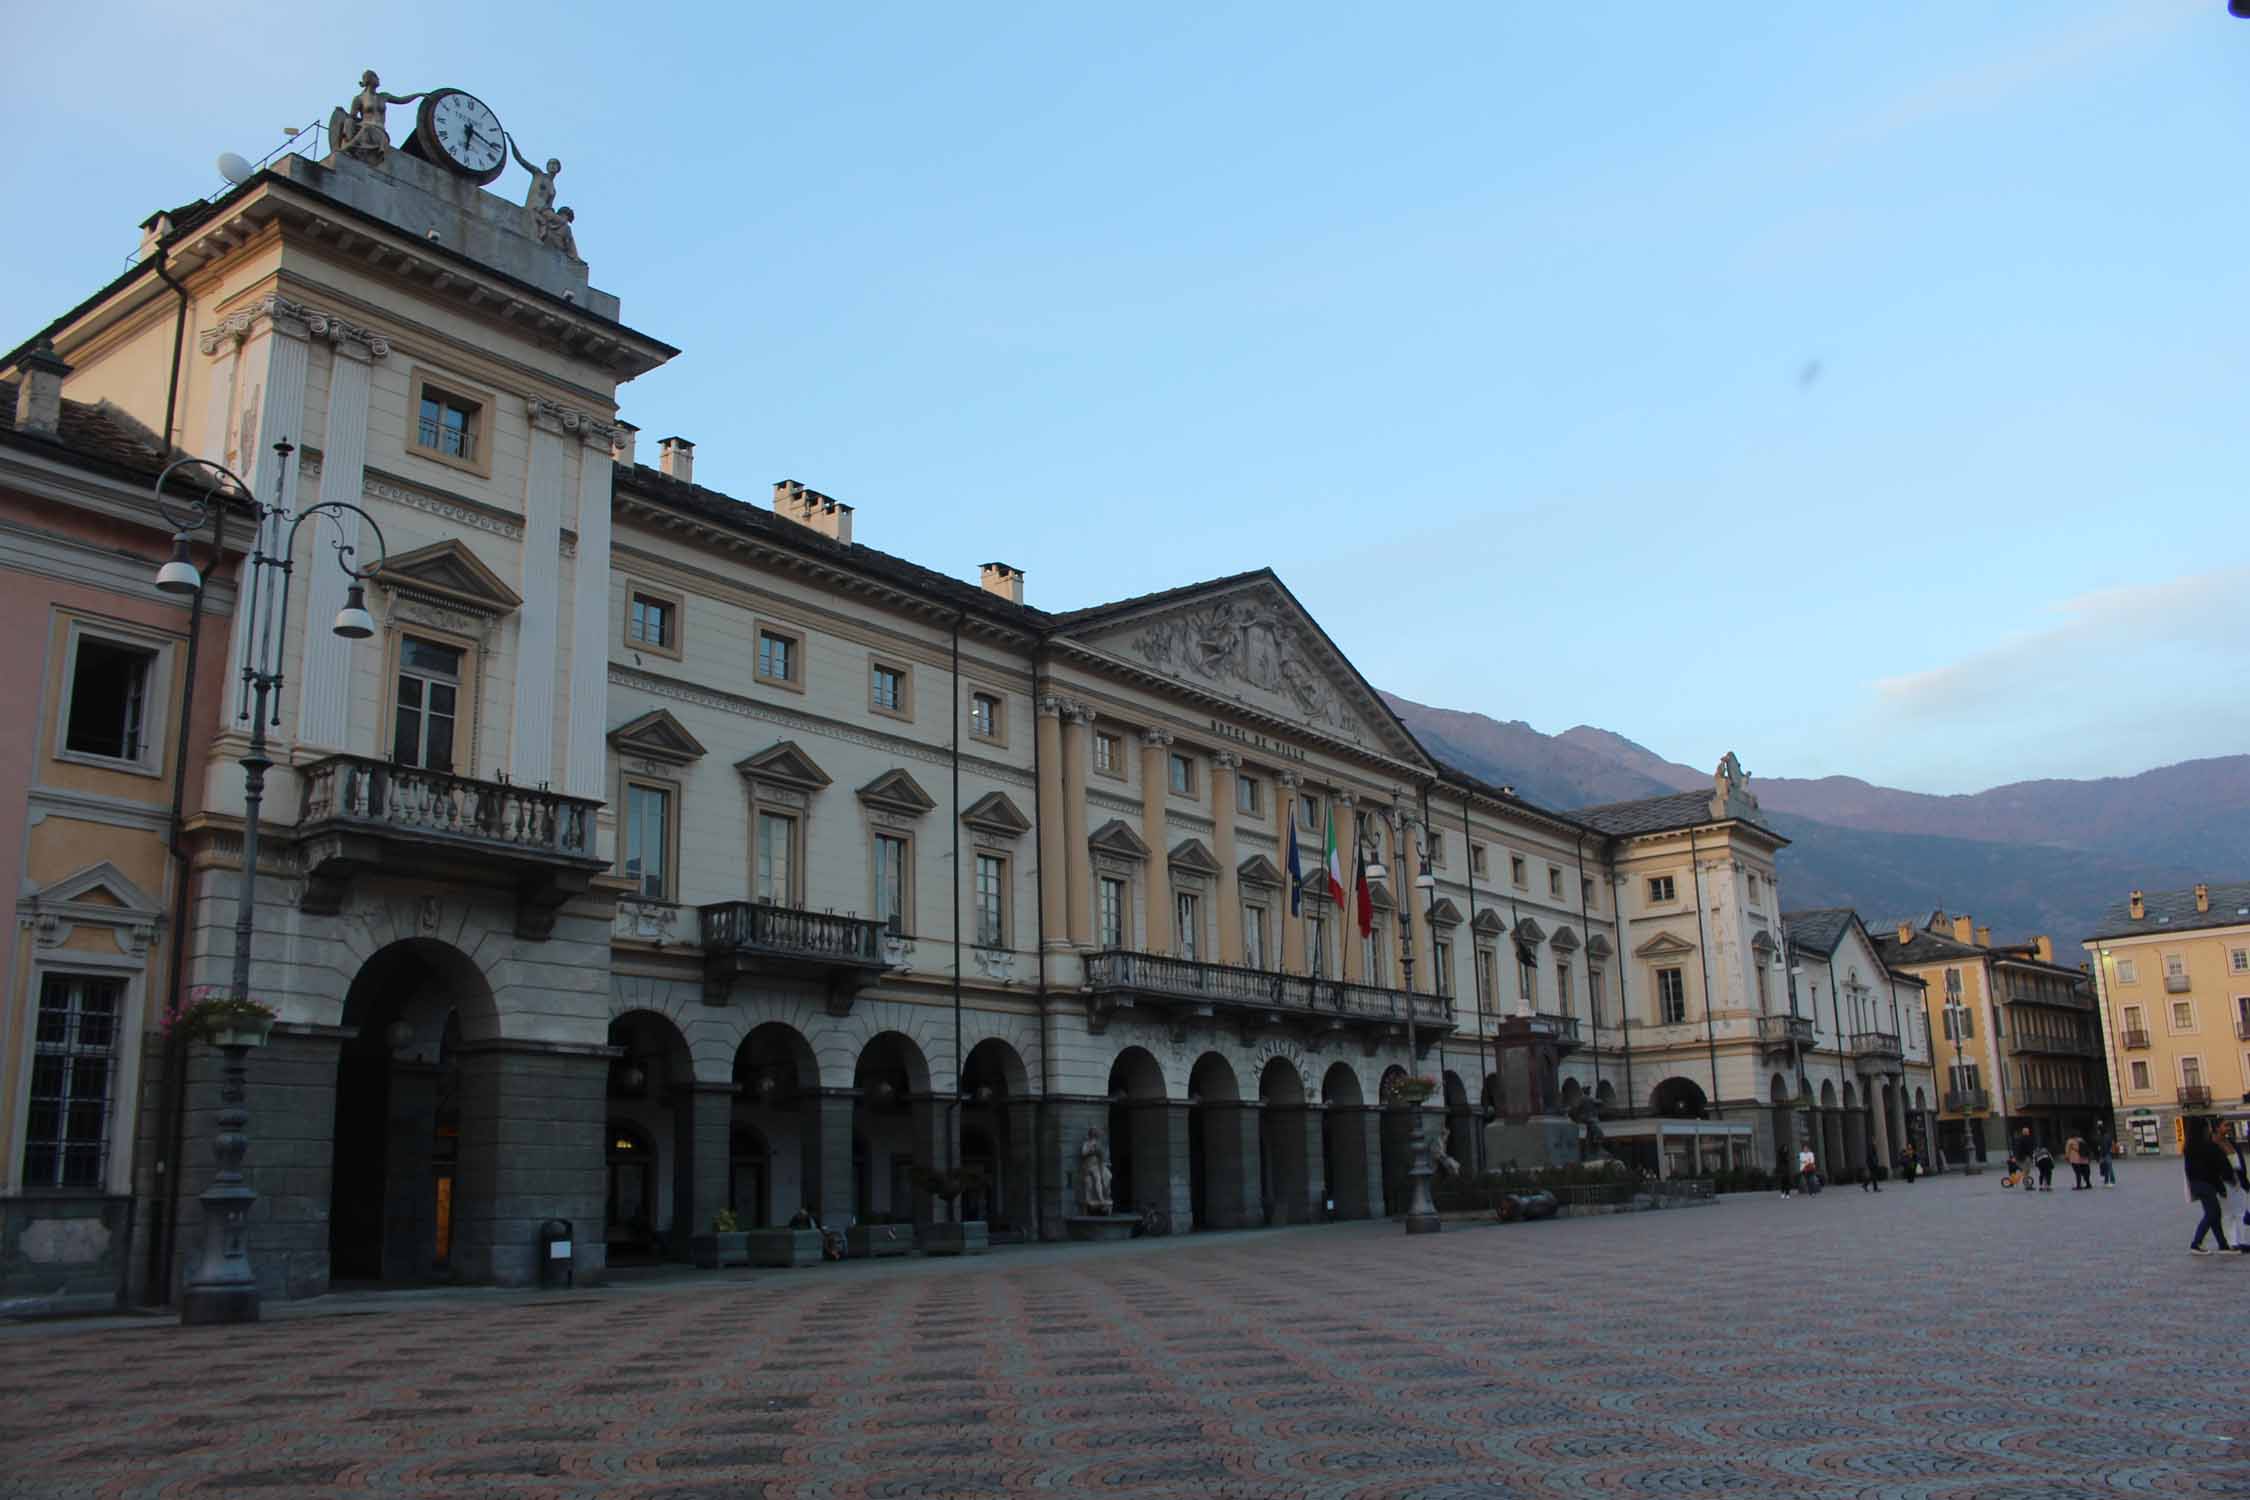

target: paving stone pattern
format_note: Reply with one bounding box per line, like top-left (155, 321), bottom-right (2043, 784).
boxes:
top-left (3, 1171), bottom-right (2245, 1498)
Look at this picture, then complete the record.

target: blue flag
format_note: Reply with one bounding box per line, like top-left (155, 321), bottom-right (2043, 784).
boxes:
top-left (1286, 815), bottom-right (1304, 916)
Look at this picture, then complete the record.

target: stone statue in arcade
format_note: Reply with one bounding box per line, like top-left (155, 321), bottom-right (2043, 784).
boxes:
top-left (1433, 1125), bottom-right (1462, 1180)
top-left (1078, 1126), bottom-right (1115, 1215)
top-left (1570, 1093), bottom-right (1610, 1162)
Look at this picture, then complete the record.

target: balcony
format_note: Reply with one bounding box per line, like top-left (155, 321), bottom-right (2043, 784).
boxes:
top-left (2009, 1033), bottom-right (2104, 1060)
top-left (699, 902), bottom-right (894, 1013)
top-left (2178, 1084), bottom-right (2213, 1108)
top-left (2121, 1028), bottom-right (2152, 1051)
top-left (2236, 1016), bottom-right (2250, 1042)
top-left (2165, 973), bottom-right (2191, 994)
top-left (1758, 1014), bottom-right (1816, 1054)
top-left (296, 754), bottom-right (606, 939)
top-left (1944, 1087), bottom-right (1991, 1114)
top-left (1851, 1031), bottom-right (1905, 1076)
top-left (1083, 949), bottom-right (1454, 1047)
top-left (2016, 1085), bottom-right (2103, 1110)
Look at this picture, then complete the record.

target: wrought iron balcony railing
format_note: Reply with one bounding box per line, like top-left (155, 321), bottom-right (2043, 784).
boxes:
top-left (2008, 1032), bottom-right (2104, 1059)
top-left (1944, 1087), bottom-right (1991, 1114)
top-left (1084, 949), bottom-right (1453, 1036)
top-left (2177, 1084), bottom-right (2213, 1107)
top-left (2122, 1028), bottom-right (2151, 1050)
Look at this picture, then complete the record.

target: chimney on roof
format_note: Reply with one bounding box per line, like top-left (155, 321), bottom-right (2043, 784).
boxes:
top-left (1974, 924), bottom-right (1991, 948)
top-left (1952, 914), bottom-right (1974, 944)
top-left (2195, 883), bottom-right (2210, 914)
top-left (610, 420), bottom-right (638, 469)
top-left (136, 211), bottom-right (174, 265)
top-left (772, 479), bottom-right (853, 545)
top-left (2034, 935), bottom-right (2053, 963)
top-left (2129, 889), bottom-right (2145, 920)
top-left (979, 562), bottom-right (1024, 605)
top-left (10, 339), bottom-right (69, 441)
top-left (1896, 920), bottom-right (1913, 945)
top-left (658, 436), bottom-right (694, 484)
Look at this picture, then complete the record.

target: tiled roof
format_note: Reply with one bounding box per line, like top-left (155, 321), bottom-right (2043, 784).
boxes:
top-left (1870, 925), bottom-right (1982, 967)
top-left (1573, 789), bottom-right (1718, 837)
top-left (2085, 881), bottom-right (2250, 942)
top-left (0, 382), bottom-right (182, 481)
top-left (1044, 568), bottom-right (1275, 629)
top-left (1781, 907), bottom-right (1856, 957)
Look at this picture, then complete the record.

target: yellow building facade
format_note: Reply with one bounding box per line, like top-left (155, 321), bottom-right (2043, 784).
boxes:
top-left (2085, 882), bottom-right (2250, 1156)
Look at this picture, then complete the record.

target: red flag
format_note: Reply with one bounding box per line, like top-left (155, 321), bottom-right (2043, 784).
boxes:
top-left (1354, 837), bottom-right (1375, 939)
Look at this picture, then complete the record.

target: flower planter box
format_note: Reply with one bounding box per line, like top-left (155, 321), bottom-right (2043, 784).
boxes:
top-left (848, 1224), bottom-right (914, 1259)
top-left (746, 1228), bottom-right (824, 1268)
top-left (202, 1018), bottom-right (275, 1049)
top-left (921, 1220), bottom-right (988, 1257)
top-left (690, 1231), bottom-right (750, 1269)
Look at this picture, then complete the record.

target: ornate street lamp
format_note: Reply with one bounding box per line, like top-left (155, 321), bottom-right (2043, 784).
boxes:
top-left (154, 439), bottom-right (387, 1325)
top-left (1376, 802), bottom-right (1442, 1235)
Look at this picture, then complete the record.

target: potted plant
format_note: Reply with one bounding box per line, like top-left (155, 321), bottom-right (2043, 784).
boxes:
top-left (1386, 1074), bottom-right (1439, 1107)
top-left (846, 1214), bottom-right (914, 1260)
top-left (163, 989), bottom-right (278, 1050)
top-left (910, 1165), bottom-right (989, 1256)
top-left (691, 1208), bottom-right (750, 1269)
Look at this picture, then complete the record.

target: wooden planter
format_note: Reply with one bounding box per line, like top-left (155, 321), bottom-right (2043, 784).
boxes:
top-left (922, 1220), bottom-right (989, 1257)
top-left (746, 1228), bottom-right (824, 1268)
top-left (690, 1231), bottom-right (750, 1269)
top-left (847, 1224), bottom-right (914, 1259)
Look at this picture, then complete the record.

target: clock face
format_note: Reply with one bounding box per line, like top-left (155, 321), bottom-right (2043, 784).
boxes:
top-left (424, 90), bottom-right (506, 180)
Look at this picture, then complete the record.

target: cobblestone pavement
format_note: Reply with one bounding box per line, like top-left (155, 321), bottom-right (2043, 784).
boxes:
top-left (3, 1169), bottom-right (2245, 1498)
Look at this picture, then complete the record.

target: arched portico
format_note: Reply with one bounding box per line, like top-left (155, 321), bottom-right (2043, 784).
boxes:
top-left (1189, 1052), bottom-right (1256, 1230)
top-left (1106, 1047), bottom-right (1180, 1228)
top-left (603, 1009), bottom-right (694, 1262)
top-left (1257, 1058), bottom-right (1316, 1225)
top-left (1768, 1072), bottom-right (1799, 1170)
top-left (854, 1031), bottom-right (936, 1236)
top-left (734, 1022), bottom-right (822, 1227)
top-left (1651, 1075), bottom-right (1708, 1120)
top-left (1379, 1064), bottom-right (1413, 1216)
top-left (960, 1038), bottom-right (1033, 1232)
top-left (1321, 1062), bottom-right (1378, 1219)
top-left (1819, 1078), bottom-right (1845, 1172)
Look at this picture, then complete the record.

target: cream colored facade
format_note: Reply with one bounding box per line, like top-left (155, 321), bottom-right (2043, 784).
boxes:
top-left (2085, 881), bottom-right (2250, 1156)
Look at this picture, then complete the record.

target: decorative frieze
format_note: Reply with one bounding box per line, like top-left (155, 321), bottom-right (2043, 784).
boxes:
top-left (526, 394), bottom-right (624, 448)
top-left (200, 294), bottom-right (391, 360)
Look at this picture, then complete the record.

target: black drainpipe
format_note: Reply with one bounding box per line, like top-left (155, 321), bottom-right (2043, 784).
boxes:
top-left (1687, 826), bottom-right (1722, 1119)
top-left (148, 241), bottom-right (203, 1306)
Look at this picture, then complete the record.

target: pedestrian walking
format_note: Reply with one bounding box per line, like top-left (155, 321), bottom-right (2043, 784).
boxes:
top-left (1798, 1145), bottom-right (1820, 1196)
top-left (2034, 1142), bottom-right (2056, 1191)
top-left (2097, 1131), bottom-right (2117, 1188)
top-left (2015, 1128), bottom-right (2037, 1194)
top-left (2183, 1117), bottom-right (2234, 1255)
top-left (1777, 1147), bottom-right (1794, 1198)
top-left (1862, 1139), bottom-right (1883, 1192)
top-left (2065, 1135), bottom-right (2092, 1190)
top-left (1900, 1142), bottom-right (1919, 1183)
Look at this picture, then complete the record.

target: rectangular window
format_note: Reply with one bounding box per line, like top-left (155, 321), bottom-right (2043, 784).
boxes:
top-left (2231, 948), bottom-right (2248, 975)
top-left (2129, 1059), bottom-right (2151, 1091)
top-left (22, 973), bottom-right (121, 1189)
top-left (869, 662), bottom-right (908, 717)
top-left (2115, 957), bottom-right (2138, 984)
top-left (2165, 953), bottom-right (2188, 980)
top-left (1547, 866), bottom-right (1563, 899)
top-left (1243, 903), bottom-right (1267, 968)
top-left (969, 691), bottom-right (1001, 740)
top-left (1175, 892), bottom-right (1199, 960)
top-left (1511, 855), bottom-right (1528, 888)
top-left (1657, 967), bottom-right (1687, 1024)
top-left (2181, 1055), bottom-right (2203, 1088)
top-left (1236, 774), bottom-right (1260, 816)
top-left (1518, 951), bottom-right (1538, 1002)
top-left (1754, 964), bottom-right (1770, 1013)
top-left (1308, 913), bottom-right (1328, 976)
top-left (64, 636), bottom-right (158, 765)
top-left (2123, 1004), bottom-right (2143, 1031)
top-left (1590, 967), bottom-right (1606, 1023)
top-left (1365, 925), bottom-right (1388, 988)
top-left (755, 811), bottom-right (797, 905)
top-left (874, 833), bottom-right (910, 933)
top-left (1957, 1062), bottom-right (1981, 1091)
top-left (1944, 967), bottom-right (1963, 1000)
top-left (1428, 833), bottom-right (1446, 869)
top-left (1581, 876), bottom-right (1595, 906)
top-left (1099, 876), bottom-right (1126, 948)
top-left (1556, 960), bottom-right (1572, 1012)
top-left (1300, 794), bottom-right (1321, 832)
top-left (627, 591), bottom-right (677, 653)
top-left (2172, 1000), bottom-right (2194, 1031)
top-left (1476, 948), bottom-right (1497, 1009)
top-left (1169, 753), bottom-right (1195, 796)
top-left (415, 383), bottom-right (481, 466)
top-left (756, 629), bottom-right (800, 688)
top-left (622, 782), bottom-right (671, 899)
top-left (1647, 875), bottom-right (1675, 904)
top-left (392, 636), bottom-right (464, 772)
top-left (1746, 873), bottom-right (1761, 904)
top-left (1471, 843), bottom-right (1489, 877)
top-left (1094, 731), bottom-right (1120, 776)
top-left (975, 854), bottom-right (1008, 947)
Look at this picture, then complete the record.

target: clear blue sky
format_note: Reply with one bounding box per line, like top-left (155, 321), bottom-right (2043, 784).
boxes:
top-left (6, 3), bottom-right (2245, 796)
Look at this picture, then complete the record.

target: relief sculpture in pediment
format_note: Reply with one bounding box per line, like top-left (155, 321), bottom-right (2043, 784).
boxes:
top-left (1131, 598), bottom-right (1350, 733)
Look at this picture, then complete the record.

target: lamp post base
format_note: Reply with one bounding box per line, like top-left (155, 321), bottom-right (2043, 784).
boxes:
top-left (1404, 1119), bottom-right (1442, 1234)
top-left (179, 1039), bottom-right (261, 1325)
top-left (180, 1282), bottom-right (262, 1326)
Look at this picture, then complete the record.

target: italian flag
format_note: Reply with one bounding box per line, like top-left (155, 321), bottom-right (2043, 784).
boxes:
top-left (1323, 806), bottom-right (1347, 909)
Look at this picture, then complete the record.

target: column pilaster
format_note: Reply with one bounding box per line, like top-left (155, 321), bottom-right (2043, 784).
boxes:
top-left (1036, 697), bottom-right (1070, 951)
top-left (1338, 792), bottom-right (1363, 983)
top-left (565, 413), bottom-right (620, 801)
top-left (1060, 704), bottom-right (1092, 947)
top-left (1213, 750), bottom-right (1242, 964)
top-left (801, 1090), bottom-right (858, 1224)
top-left (1140, 728), bottom-right (1174, 953)
top-left (512, 401), bottom-right (568, 785)
top-left (296, 321), bottom-right (387, 751)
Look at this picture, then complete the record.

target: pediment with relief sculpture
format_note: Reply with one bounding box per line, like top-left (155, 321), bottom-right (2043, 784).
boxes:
top-left (1057, 574), bottom-right (1429, 765)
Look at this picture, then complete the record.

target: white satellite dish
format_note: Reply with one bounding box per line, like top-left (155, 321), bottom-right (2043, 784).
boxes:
top-left (216, 152), bottom-right (254, 186)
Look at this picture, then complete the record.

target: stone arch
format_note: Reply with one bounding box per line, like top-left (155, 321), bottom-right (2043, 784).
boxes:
top-left (732, 1021), bottom-right (823, 1228)
top-left (1321, 1061), bottom-right (1373, 1221)
top-left (1595, 1078), bottom-right (1615, 1106)
top-left (1770, 1072), bottom-right (1792, 1103)
top-left (1379, 1063), bottom-right (1414, 1216)
top-left (1258, 1057), bottom-right (1313, 1225)
top-left (961, 1037), bottom-right (1030, 1230)
top-left (1188, 1052), bottom-right (1251, 1230)
top-left (329, 938), bottom-right (507, 1288)
top-left (1650, 1075), bottom-right (1707, 1119)
top-left (1560, 1076), bottom-right (1585, 1109)
top-left (1442, 1070), bottom-right (1477, 1175)
top-left (331, 900), bottom-right (523, 1043)
top-left (1106, 1047), bottom-right (1176, 1224)
top-left (1819, 1078), bottom-right (1839, 1108)
top-left (603, 1008), bottom-right (696, 1264)
top-left (853, 1031), bottom-right (934, 1231)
